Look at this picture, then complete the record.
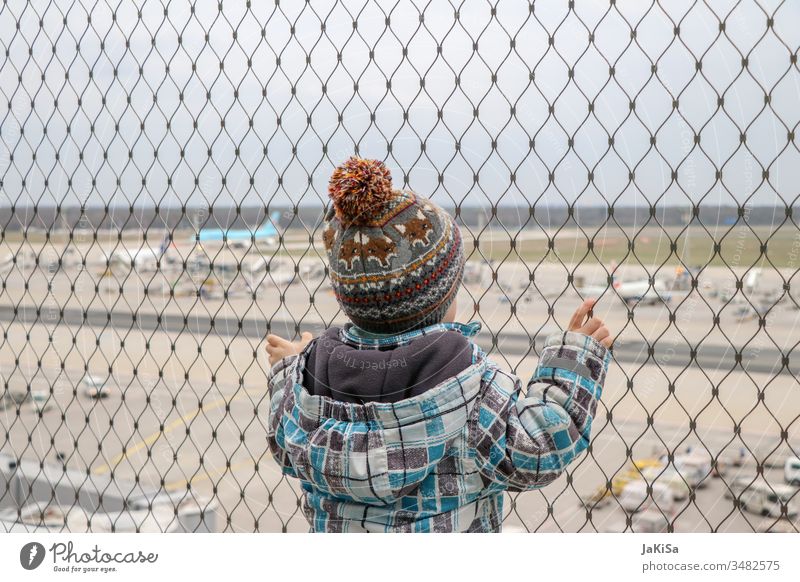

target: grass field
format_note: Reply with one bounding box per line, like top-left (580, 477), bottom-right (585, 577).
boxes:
top-left (472, 225), bottom-right (800, 268)
top-left (4, 225), bottom-right (800, 268)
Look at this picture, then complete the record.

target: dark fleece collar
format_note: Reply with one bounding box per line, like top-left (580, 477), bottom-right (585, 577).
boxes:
top-left (301, 326), bottom-right (474, 404)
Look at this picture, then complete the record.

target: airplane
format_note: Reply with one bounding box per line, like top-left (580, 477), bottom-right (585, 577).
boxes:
top-left (243, 256), bottom-right (296, 286)
top-left (577, 273), bottom-right (672, 305)
top-left (0, 253), bottom-right (14, 273)
top-left (15, 248), bottom-right (82, 275)
top-left (462, 262), bottom-right (488, 286)
top-left (194, 211), bottom-right (281, 247)
top-left (743, 268), bottom-right (762, 294)
top-left (716, 268), bottom-right (762, 303)
top-left (103, 234), bottom-right (172, 272)
top-left (734, 302), bottom-right (771, 321)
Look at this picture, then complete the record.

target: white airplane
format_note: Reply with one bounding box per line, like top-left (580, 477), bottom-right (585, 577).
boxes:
top-left (25, 248), bottom-right (81, 275)
top-left (733, 303), bottom-right (771, 321)
top-left (743, 268), bottom-right (762, 293)
top-left (102, 234), bottom-right (172, 272)
top-left (577, 273), bottom-right (672, 305)
top-left (244, 257), bottom-right (297, 286)
top-left (716, 268), bottom-right (762, 303)
top-left (462, 262), bottom-right (488, 286)
top-left (0, 253), bottom-right (13, 273)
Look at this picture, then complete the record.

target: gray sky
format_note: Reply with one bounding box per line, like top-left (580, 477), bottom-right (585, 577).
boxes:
top-left (1, 0), bottom-right (798, 211)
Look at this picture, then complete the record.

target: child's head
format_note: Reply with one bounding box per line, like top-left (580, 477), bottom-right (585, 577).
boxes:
top-left (322, 156), bottom-right (464, 334)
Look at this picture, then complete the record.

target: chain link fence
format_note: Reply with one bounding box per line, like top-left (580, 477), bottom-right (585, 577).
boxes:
top-left (1, 0), bottom-right (799, 532)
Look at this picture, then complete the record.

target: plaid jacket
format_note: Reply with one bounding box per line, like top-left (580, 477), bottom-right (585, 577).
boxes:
top-left (267, 321), bottom-right (612, 532)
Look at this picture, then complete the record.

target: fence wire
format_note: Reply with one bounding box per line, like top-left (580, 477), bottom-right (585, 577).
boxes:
top-left (1, 0), bottom-right (800, 532)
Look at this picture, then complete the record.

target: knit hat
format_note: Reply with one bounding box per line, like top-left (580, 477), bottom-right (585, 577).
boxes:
top-left (322, 156), bottom-right (464, 334)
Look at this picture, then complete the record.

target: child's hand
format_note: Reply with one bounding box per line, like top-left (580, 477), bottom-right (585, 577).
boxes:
top-left (265, 332), bottom-right (313, 366)
top-left (568, 298), bottom-right (613, 348)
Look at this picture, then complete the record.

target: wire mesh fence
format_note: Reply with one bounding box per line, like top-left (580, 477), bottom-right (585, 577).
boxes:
top-left (1, 0), bottom-right (799, 532)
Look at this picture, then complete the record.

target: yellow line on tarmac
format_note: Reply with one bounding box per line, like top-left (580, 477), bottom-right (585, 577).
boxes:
top-left (92, 388), bottom-right (263, 475)
top-left (164, 457), bottom-right (256, 491)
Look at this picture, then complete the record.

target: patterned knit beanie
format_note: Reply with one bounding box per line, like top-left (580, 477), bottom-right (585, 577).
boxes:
top-left (322, 156), bottom-right (464, 334)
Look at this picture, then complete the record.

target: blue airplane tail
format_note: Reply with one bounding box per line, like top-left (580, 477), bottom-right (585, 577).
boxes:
top-left (256, 211), bottom-right (281, 237)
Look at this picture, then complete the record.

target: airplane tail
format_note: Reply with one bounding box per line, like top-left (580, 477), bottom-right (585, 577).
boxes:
top-left (158, 233), bottom-right (171, 257)
top-left (744, 268), bottom-right (761, 291)
top-left (255, 211), bottom-right (282, 237)
top-left (266, 210), bottom-right (281, 232)
top-left (610, 261), bottom-right (621, 289)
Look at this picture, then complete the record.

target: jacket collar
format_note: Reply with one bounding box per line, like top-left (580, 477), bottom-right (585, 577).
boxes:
top-left (340, 320), bottom-right (482, 348)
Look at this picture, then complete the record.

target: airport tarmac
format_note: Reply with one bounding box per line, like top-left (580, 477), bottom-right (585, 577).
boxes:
top-left (1, 233), bottom-right (799, 532)
top-left (1, 329), bottom-right (796, 532)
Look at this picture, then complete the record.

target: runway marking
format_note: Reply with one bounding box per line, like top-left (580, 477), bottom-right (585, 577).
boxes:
top-left (164, 457), bottom-right (256, 491)
top-left (92, 388), bottom-right (264, 476)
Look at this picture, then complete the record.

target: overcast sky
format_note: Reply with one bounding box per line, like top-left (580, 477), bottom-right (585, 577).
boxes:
top-left (1, 0), bottom-right (798, 213)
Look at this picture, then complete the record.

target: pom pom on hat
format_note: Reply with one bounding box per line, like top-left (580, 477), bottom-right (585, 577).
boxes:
top-left (328, 156), bottom-right (395, 226)
top-left (323, 156), bottom-right (465, 333)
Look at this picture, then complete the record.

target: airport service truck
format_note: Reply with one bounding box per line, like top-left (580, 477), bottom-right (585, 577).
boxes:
top-left (785, 457), bottom-right (800, 486)
top-left (725, 478), bottom-right (799, 518)
top-left (638, 466), bottom-right (691, 501)
top-left (618, 481), bottom-right (676, 514)
top-left (602, 510), bottom-right (671, 533)
top-left (662, 452), bottom-right (712, 489)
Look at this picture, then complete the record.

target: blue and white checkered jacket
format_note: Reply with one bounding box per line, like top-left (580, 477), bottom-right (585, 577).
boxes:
top-left (267, 321), bottom-right (612, 532)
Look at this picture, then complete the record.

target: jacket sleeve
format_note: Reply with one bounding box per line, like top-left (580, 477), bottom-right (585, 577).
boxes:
top-left (266, 354), bottom-right (300, 478)
top-left (471, 331), bottom-right (611, 492)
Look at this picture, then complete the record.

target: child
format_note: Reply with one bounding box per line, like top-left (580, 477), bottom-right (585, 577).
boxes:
top-left (265, 156), bottom-right (613, 532)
